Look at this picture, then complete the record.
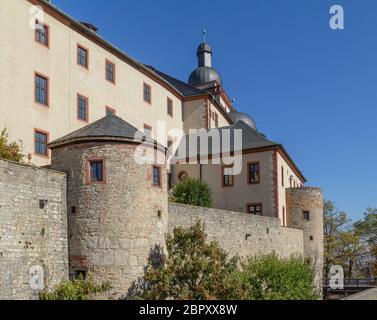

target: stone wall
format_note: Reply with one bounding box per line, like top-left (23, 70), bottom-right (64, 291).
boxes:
top-left (51, 142), bottom-right (168, 298)
top-left (286, 187), bottom-right (324, 291)
top-left (0, 160), bottom-right (68, 300)
top-left (168, 203), bottom-right (304, 259)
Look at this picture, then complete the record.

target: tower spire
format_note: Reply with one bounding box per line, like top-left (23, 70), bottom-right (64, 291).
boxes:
top-left (202, 28), bottom-right (207, 43)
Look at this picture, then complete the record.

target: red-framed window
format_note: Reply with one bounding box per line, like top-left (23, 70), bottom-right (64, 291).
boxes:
top-left (248, 162), bottom-right (260, 184)
top-left (86, 158), bottom-right (106, 184)
top-left (167, 98), bottom-right (173, 117)
top-left (77, 94), bottom-right (89, 122)
top-left (35, 20), bottom-right (49, 47)
top-left (34, 129), bottom-right (49, 158)
top-left (77, 44), bottom-right (89, 69)
top-left (152, 166), bottom-right (162, 187)
top-left (35, 72), bottom-right (49, 107)
top-left (247, 203), bottom-right (263, 216)
top-left (106, 60), bottom-right (115, 83)
top-left (222, 165), bottom-right (234, 187)
top-left (143, 83), bottom-right (152, 104)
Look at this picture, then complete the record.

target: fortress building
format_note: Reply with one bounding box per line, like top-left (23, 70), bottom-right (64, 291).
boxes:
top-left (0, 0), bottom-right (324, 299)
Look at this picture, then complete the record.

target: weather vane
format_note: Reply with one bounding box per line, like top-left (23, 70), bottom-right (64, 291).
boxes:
top-left (202, 28), bottom-right (207, 43)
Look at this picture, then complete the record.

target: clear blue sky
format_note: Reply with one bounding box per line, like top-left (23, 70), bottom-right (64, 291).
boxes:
top-left (52, 0), bottom-right (377, 221)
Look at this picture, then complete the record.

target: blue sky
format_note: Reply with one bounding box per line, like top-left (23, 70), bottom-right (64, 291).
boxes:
top-left (52, 0), bottom-right (377, 221)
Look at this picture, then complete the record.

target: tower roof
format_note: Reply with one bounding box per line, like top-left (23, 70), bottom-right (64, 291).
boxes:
top-left (49, 114), bottom-right (158, 149)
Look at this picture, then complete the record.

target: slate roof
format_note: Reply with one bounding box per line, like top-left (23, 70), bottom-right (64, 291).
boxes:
top-left (49, 114), bottom-right (153, 148)
top-left (174, 121), bottom-right (278, 159)
top-left (144, 65), bottom-right (206, 97)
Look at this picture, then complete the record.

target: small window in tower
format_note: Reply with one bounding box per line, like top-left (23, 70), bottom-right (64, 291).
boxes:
top-left (152, 166), bottom-right (161, 187)
top-left (303, 211), bottom-right (310, 221)
top-left (88, 160), bottom-right (105, 183)
top-left (39, 199), bottom-right (47, 209)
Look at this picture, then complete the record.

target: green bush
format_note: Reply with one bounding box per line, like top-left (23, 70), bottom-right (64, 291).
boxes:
top-left (39, 276), bottom-right (111, 300)
top-left (0, 128), bottom-right (23, 162)
top-left (170, 178), bottom-right (213, 208)
top-left (130, 221), bottom-right (241, 300)
top-left (233, 254), bottom-right (320, 300)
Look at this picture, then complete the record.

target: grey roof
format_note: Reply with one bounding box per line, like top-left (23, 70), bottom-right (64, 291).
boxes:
top-left (229, 111), bottom-right (257, 130)
top-left (188, 66), bottom-right (222, 86)
top-left (197, 42), bottom-right (212, 54)
top-left (174, 121), bottom-right (278, 160)
top-left (49, 114), bottom-right (152, 148)
top-left (146, 66), bottom-right (206, 97)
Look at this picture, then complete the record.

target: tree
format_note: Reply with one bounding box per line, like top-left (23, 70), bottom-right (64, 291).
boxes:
top-left (323, 200), bottom-right (370, 279)
top-left (323, 200), bottom-right (352, 277)
top-left (354, 208), bottom-right (377, 277)
top-left (130, 221), bottom-right (241, 300)
top-left (232, 254), bottom-right (319, 300)
top-left (0, 128), bottom-right (23, 162)
top-left (170, 178), bottom-right (213, 208)
top-left (39, 276), bottom-right (111, 300)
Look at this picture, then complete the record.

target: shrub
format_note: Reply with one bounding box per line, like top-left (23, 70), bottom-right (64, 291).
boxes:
top-left (233, 253), bottom-right (320, 300)
top-left (130, 221), bottom-right (241, 300)
top-left (39, 276), bottom-right (111, 300)
top-left (170, 178), bottom-right (213, 208)
top-left (0, 128), bottom-right (23, 162)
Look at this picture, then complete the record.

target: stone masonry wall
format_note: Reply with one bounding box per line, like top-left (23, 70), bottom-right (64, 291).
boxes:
top-left (168, 203), bottom-right (304, 259)
top-left (0, 160), bottom-right (68, 300)
top-left (51, 142), bottom-right (168, 298)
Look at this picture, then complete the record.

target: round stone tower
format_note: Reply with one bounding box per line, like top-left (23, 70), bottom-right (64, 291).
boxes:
top-left (286, 187), bottom-right (324, 292)
top-left (49, 115), bottom-right (168, 297)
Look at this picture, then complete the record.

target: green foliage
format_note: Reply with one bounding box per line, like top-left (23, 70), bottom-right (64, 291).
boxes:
top-left (39, 276), bottom-right (111, 300)
top-left (131, 221), bottom-right (240, 300)
top-left (130, 222), bottom-right (318, 300)
top-left (233, 254), bottom-right (320, 300)
top-left (170, 178), bottom-right (213, 208)
top-left (0, 128), bottom-right (23, 162)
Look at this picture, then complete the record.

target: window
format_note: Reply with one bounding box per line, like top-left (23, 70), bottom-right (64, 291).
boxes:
top-left (152, 166), bottom-right (161, 187)
top-left (222, 166), bottom-right (234, 187)
top-left (178, 171), bottom-right (188, 181)
top-left (215, 113), bottom-right (219, 127)
top-left (106, 60), bottom-right (115, 83)
top-left (34, 129), bottom-right (48, 157)
top-left (248, 162), bottom-right (260, 184)
top-left (144, 124), bottom-right (152, 139)
top-left (77, 94), bottom-right (89, 122)
top-left (35, 20), bottom-right (49, 47)
top-left (303, 211), bottom-right (310, 221)
top-left (167, 98), bottom-right (173, 117)
top-left (247, 203), bottom-right (263, 216)
top-left (77, 45), bottom-right (88, 68)
top-left (106, 106), bottom-right (115, 116)
top-left (281, 166), bottom-right (284, 187)
top-left (35, 73), bottom-right (48, 106)
top-left (143, 83), bottom-right (151, 104)
top-left (88, 160), bottom-right (105, 182)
